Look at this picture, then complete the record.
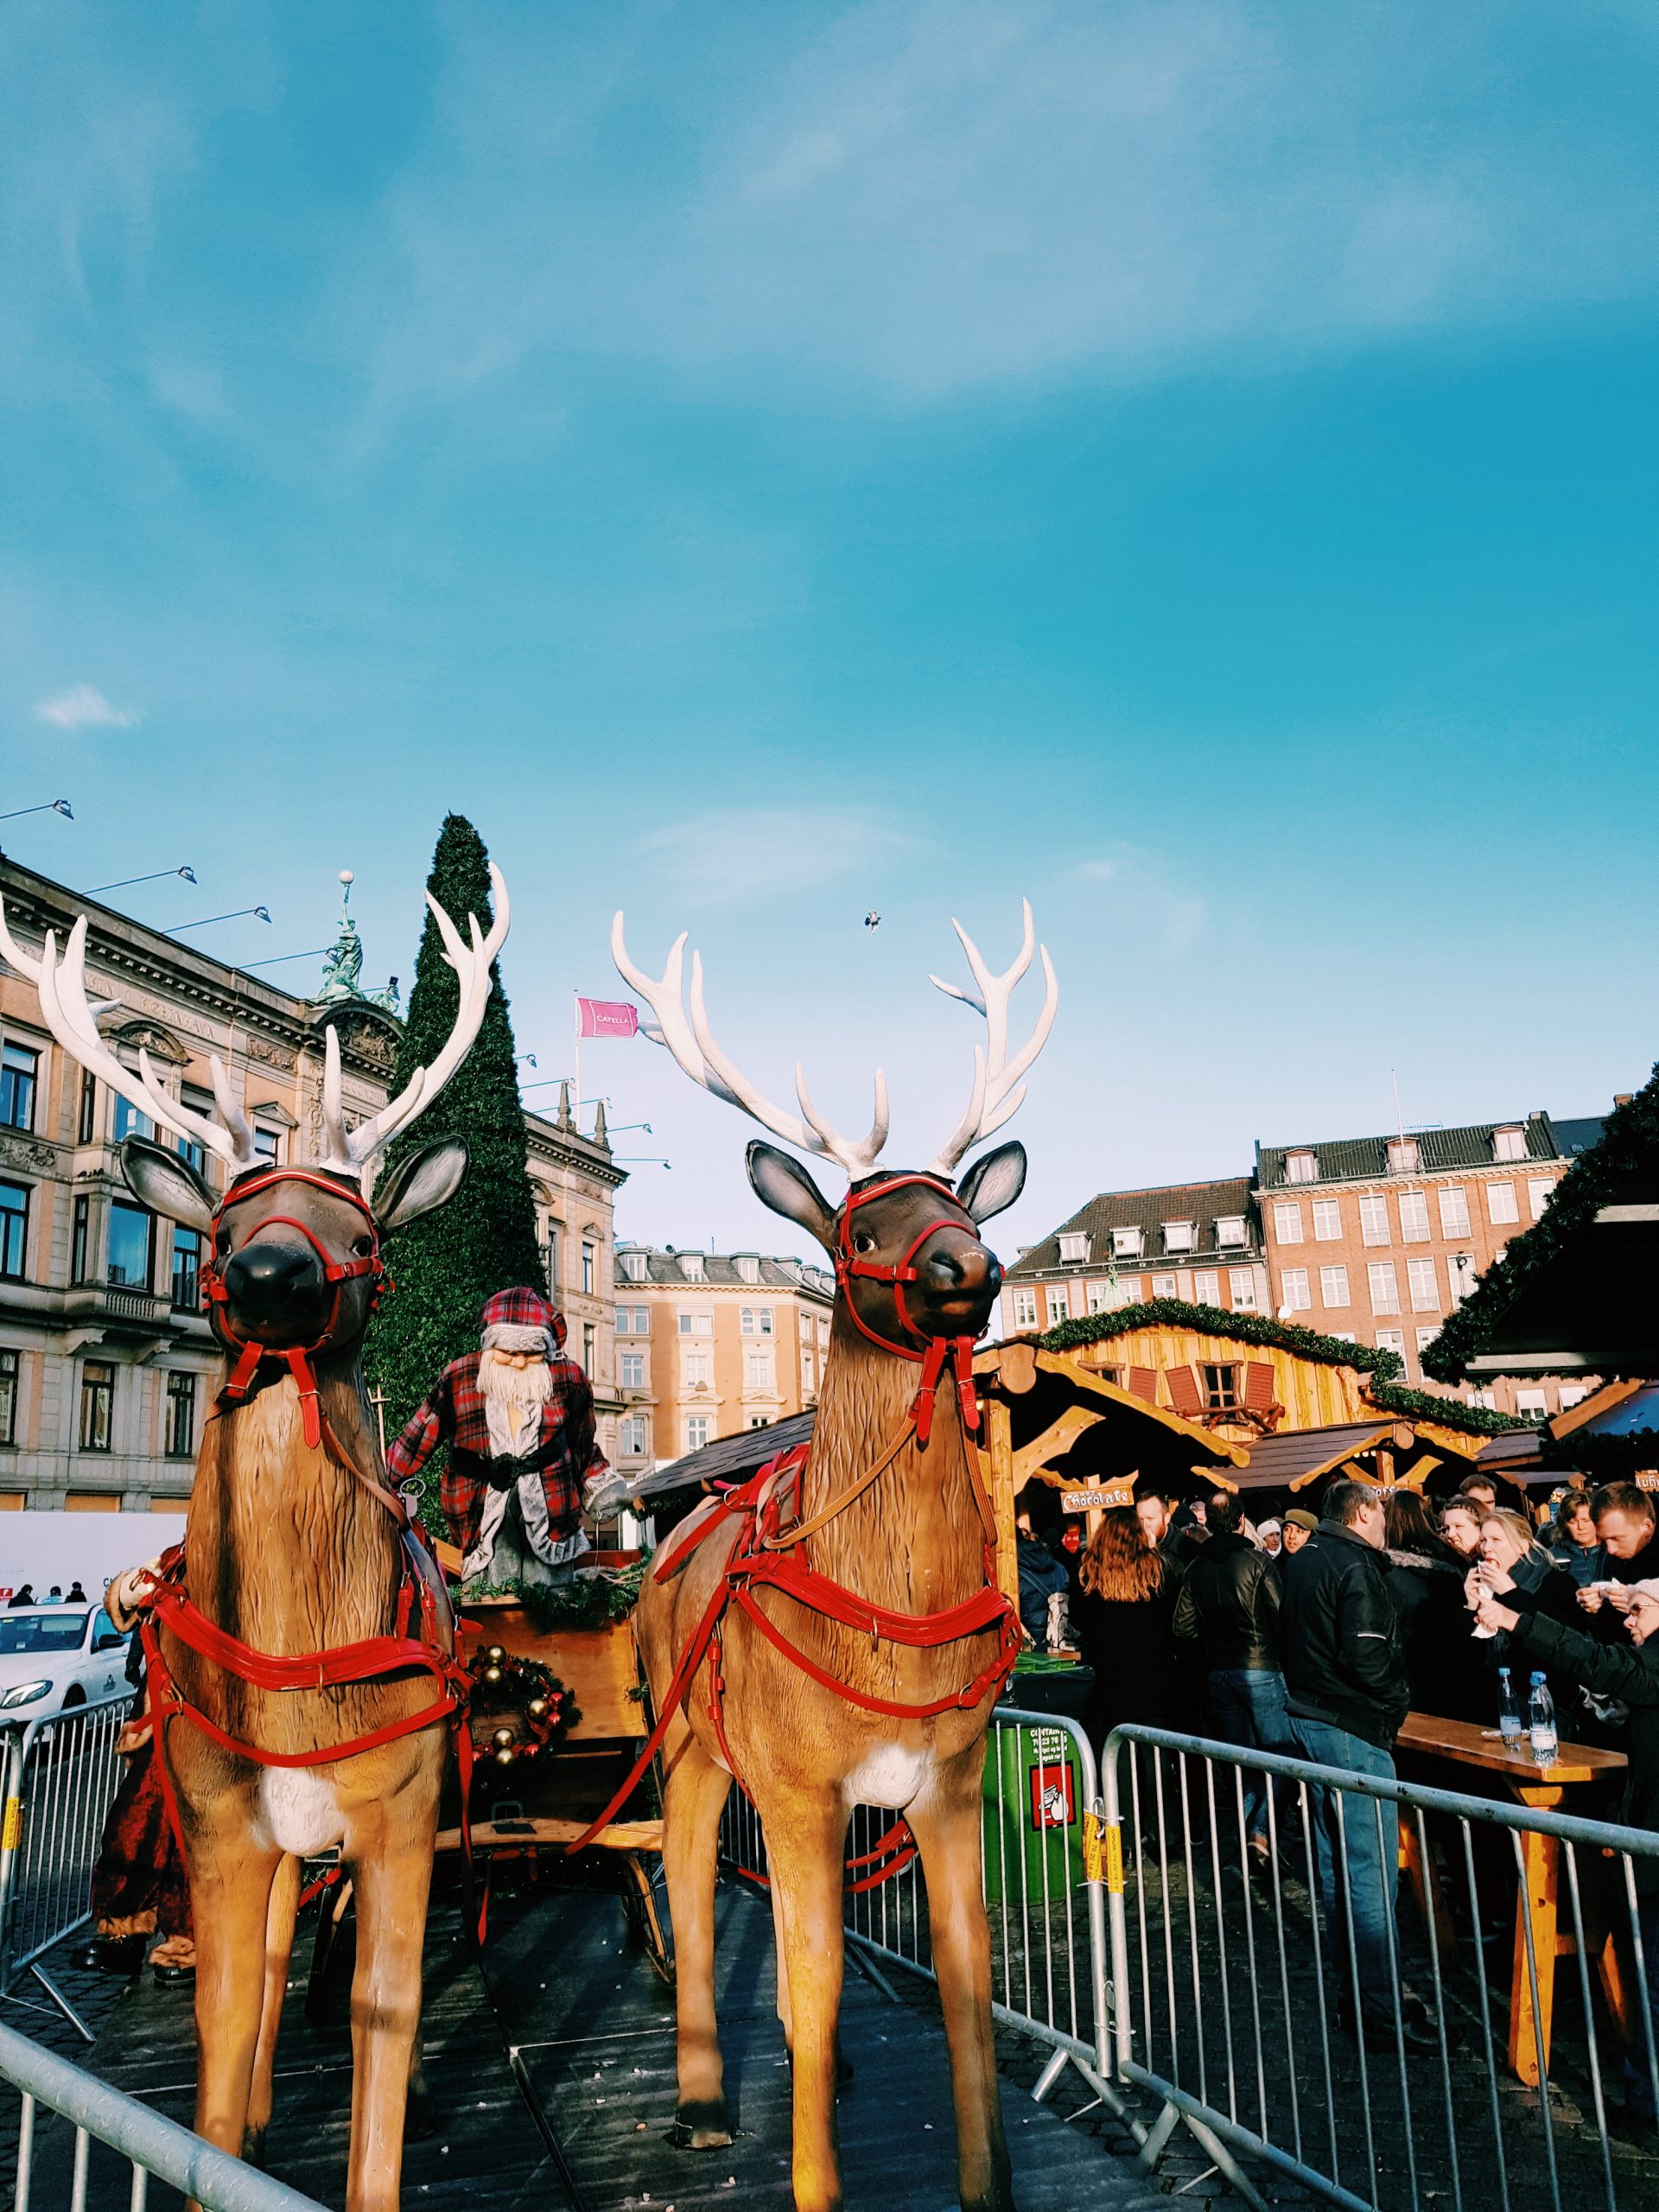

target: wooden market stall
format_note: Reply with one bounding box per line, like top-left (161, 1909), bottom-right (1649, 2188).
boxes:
top-left (1224, 1414), bottom-right (1486, 1503)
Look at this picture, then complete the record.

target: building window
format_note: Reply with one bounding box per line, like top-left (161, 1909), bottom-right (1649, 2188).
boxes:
top-left (1493, 1127), bottom-right (1528, 1162)
top-left (175, 1133), bottom-right (207, 1177)
top-left (1216, 1216), bottom-right (1248, 1248)
top-left (1045, 1285), bottom-right (1071, 1325)
top-left (1376, 1327), bottom-right (1406, 1363)
top-left (1010, 1288), bottom-right (1038, 1330)
top-left (682, 1347), bottom-right (713, 1389)
top-left (1310, 1199), bottom-right (1341, 1243)
top-left (1387, 1138), bottom-right (1420, 1176)
top-left (801, 1349), bottom-right (814, 1392)
top-left (1084, 1281), bottom-right (1109, 1313)
top-left (79, 1361), bottom-right (114, 1452)
top-left (106, 1201), bottom-right (154, 1289)
top-left (1110, 1226), bottom-right (1142, 1259)
top-left (1058, 1232), bottom-right (1090, 1263)
top-left (71, 1193), bottom-right (92, 1284)
top-left (113, 1095), bottom-right (154, 1144)
top-left (1273, 1202), bottom-right (1303, 1244)
top-left (744, 1351), bottom-right (774, 1391)
top-left (1229, 1269), bottom-right (1259, 1312)
top-left (1558, 1383), bottom-right (1588, 1411)
top-left (250, 1125), bottom-right (280, 1165)
top-left (1368, 1262), bottom-right (1400, 1314)
top-left (165, 1372), bottom-right (197, 1459)
top-left (0, 1042), bottom-right (39, 1132)
top-left (1469, 1387), bottom-right (1496, 1410)
top-left (680, 1252), bottom-right (705, 1281)
top-left (1447, 1252), bottom-right (1477, 1304)
top-left (582, 1322), bottom-right (595, 1372)
top-left (171, 1228), bottom-right (201, 1312)
top-left (78, 1071), bottom-right (99, 1144)
top-left (543, 1225), bottom-right (561, 1292)
top-left (620, 1351), bottom-right (646, 1389)
top-left (1192, 1270), bottom-right (1220, 1306)
top-left (1152, 1273), bottom-right (1178, 1298)
top-left (617, 1305), bottom-right (649, 1334)
top-left (685, 1416), bottom-right (710, 1452)
top-left (1439, 1186), bottom-right (1471, 1237)
top-left (1162, 1219), bottom-right (1194, 1253)
top-left (1516, 1387), bottom-right (1548, 1424)
top-left (0, 1349), bottom-right (17, 1446)
top-left (739, 1306), bottom-right (773, 1336)
top-left (1397, 1191), bottom-right (1430, 1243)
top-left (1407, 1257), bottom-right (1440, 1313)
top-left (1527, 1178), bottom-right (1556, 1217)
top-left (580, 1240), bottom-right (596, 1296)
top-left (619, 1414), bottom-right (650, 1456)
top-left (1319, 1264), bottom-right (1351, 1308)
top-left (1486, 1182), bottom-right (1518, 1224)
top-left (677, 1310), bottom-right (714, 1336)
top-left (1357, 1196), bottom-right (1388, 1246)
top-left (1281, 1268), bottom-right (1311, 1312)
top-left (1285, 1151), bottom-right (1318, 1184)
top-left (1415, 1326), bottom-right (1440, 1356)
top-left (1202, 1363), bottom-right (1239, 1410)
top-left (0, 1182), bottom-right (29, 1281)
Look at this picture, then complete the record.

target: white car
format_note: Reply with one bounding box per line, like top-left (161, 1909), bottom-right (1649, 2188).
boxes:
top-left (0, 1606), bottom-right (130, 1721)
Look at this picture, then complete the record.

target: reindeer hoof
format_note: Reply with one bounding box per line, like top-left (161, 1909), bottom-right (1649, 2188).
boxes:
top-left (670, 2100), bottom-right (734, 2150)
top-left (240, 2126), bottom-right (266, 2169)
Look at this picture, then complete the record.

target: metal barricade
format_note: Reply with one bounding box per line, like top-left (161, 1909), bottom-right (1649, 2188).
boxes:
top-left (716, 1707), bottom-right (1116, 2100)
top-left (1102, 1723), bottom-right (1659, 2212)
top-left (0, 1692), bottom-right (133, 2034)
top-left (0, 2017), bottom-right (327, 2210)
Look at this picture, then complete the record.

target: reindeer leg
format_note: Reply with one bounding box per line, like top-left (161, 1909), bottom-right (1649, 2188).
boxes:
top-left (344, 1819), bottom-right (435, 2212)
top-left (188, 1820), bottom-right (283, 2175)
top-left (769, 1871), bottom-right (793, 2054)
top-left (766, 1790), bottom-right (849, 2212)
top-left (244, 1853), bottom-right (301, 2166)
top-left (907, 1755), bottom-right (1016, 2212)
top-left (663, 1732), bottom-right (734, 2148)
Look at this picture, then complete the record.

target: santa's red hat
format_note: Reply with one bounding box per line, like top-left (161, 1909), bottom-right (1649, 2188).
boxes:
top-left (479, 1286), bottom-right (567, 1351)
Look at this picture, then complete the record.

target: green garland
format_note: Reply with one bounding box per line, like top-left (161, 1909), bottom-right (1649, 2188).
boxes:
top-left (1037, 1298), bottom-right (1524, 1436)
top-left (1423, 1064), bottom-right (1659, 1383)
top-left (459, 1563), bottom-right (645, 1630)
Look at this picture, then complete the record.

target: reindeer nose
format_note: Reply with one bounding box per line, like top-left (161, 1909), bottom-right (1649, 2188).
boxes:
top-left (222, 1240), bottom-right (324, 1325)
top-left (922, 1243), bottom-right (1001, 1297)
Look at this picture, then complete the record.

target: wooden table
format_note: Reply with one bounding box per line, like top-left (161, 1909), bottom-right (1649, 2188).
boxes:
top-left (1395, 1711), bottom-right (1630, 2083)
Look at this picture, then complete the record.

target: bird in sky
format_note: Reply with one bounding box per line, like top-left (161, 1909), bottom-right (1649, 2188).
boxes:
top-left (864, 910), bottom-right (880, 931)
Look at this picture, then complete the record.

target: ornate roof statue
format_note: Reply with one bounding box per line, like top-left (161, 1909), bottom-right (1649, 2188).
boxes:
top-left (316, 870), bottom-right (401, 1014)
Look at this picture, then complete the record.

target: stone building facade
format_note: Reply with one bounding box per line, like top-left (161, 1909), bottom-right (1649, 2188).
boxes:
top-left (608, 1243), bottom-right (836, 1468)
top-left (0, 855), bottom-right (623, 1514)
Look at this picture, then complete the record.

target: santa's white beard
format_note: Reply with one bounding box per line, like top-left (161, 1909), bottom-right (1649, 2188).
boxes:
top-left (479, 1349), bottom-right (553, 1458)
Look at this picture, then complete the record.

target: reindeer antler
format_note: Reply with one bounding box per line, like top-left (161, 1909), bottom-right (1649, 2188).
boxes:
top-left (0, 899), bottom-right (257, 1171)
top-left (318, 862), bottom-right (510, 1174)
top-left (926, 899), bottom-right (1058, 1176)
top-left (613, 913), bottom-right (890, 1179)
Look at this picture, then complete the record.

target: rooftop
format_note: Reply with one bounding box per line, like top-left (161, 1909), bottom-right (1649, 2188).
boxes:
top-left (1007, 1176), bottom-right (1257, 1281)
top-left (1255, 1112), bottom-right (1598, 1191)
top-left (615, 1244), bottom-right (835, 1298)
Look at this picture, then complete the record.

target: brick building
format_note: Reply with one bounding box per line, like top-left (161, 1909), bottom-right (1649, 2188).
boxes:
top-left (610, 1244), bottom-right (836, 1466)
top-left (999, 1177), bottom-right (1270, 1340)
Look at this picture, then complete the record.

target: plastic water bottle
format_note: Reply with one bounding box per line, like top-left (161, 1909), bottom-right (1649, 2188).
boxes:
top-left (1528, 1673), bottom-right (1558, 1766)
top-left (1497, 1667), bottom-right (1522, 1750)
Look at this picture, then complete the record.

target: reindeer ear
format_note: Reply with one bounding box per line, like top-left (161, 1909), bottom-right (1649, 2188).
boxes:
top-left (373, 1139), bottom-right (468, 1233)
top-left (119, 1135), bottom-right (217, 1233)
top-left (746, 1141), bottom-right (836, 1250)
top-left (956, 1141), bottom-right (1027, 1224)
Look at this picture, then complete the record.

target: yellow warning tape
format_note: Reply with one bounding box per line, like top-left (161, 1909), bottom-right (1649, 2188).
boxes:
top-left (2, 1796), bottom-right (22, 1853)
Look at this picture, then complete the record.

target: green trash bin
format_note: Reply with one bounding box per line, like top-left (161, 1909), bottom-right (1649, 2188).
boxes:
top-left (981, 1712), bottom-right (1087, 1906)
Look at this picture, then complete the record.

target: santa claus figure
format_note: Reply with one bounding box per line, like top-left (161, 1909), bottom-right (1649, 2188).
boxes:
top-left (388, 1286), bottom-right (608, 1589)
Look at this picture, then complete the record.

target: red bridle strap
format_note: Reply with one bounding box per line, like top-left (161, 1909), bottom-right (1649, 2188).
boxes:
top-left (831, 1175), bottom-right (984, 1443)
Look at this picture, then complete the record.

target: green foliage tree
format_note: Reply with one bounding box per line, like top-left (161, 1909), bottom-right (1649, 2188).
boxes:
top-left (365, 816), bottom-right (543, 1505)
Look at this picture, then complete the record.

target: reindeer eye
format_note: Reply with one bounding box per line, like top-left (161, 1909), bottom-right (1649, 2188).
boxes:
top-left (854, 1232), bottom-right (877, 1255)
top-left (214, 1228), bottom-right (232, 1255)
top-left (352, 1233), bottom-right (374, 1257)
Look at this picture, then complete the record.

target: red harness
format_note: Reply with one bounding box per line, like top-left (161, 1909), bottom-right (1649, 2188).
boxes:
top-left (833, 1174), bottom-right (982, 1445)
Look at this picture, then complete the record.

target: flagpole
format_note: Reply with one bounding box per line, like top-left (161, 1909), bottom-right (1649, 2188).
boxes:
top-left (574, 992), bottom-right (582, 1134)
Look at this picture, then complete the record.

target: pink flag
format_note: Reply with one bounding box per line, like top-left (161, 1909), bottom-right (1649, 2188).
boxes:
top-left (578, 997), bottom-right (640, 1039)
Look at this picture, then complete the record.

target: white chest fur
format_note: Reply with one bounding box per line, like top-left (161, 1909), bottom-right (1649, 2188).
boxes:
top-left (842, 1743), bottom-right (933, 1811)
top-left (256, 1768), bottom-right (346, 1858)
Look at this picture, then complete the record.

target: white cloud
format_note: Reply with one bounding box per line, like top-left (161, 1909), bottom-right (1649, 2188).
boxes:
top-left (34, 684), bottom-right (140, 732)
top-left (1075, 844), bottom-right (1207, 952)
top-left (638, 806), bottom-right (915, 903)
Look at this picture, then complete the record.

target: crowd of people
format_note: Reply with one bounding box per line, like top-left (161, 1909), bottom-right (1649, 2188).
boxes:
top-left (4, 1580), bottom-right (90, 1607)
top-left (1039, 1471), bottom-right (1659, 2101)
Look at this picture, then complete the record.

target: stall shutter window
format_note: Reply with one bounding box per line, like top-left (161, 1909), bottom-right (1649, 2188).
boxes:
top-left (1128, 1366), bottom-right (1158, 1404)
top-left (1165, 1365), bottom-right (1204, 1418)
top-left (1243, 1362), bottom-right (1276, 1414)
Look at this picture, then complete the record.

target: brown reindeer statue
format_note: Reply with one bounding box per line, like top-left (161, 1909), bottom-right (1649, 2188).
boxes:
top-left (0, 870), bottom-right (509, 2212)
top-left (607, 903), bottom-right (1057, 2212)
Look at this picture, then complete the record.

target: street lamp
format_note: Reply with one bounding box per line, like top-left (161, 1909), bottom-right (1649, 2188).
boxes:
top-left (171, 906), bottom-right (272, 932)
top-left (0, 799), bottom-right (73, 823)
top-left (90, 866), bottom-right (196, 893)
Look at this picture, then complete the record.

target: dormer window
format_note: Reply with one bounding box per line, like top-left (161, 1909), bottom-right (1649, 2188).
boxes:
top-left (1058, 1233), bottom-right (1090, 1264)
top-left (1285, 1151), bottom-right (1318, 1185)
top-left (1492, 1126), bottom-right (1527, 1162)
top-left (734, 1254), bottom-right (760, 1283)
top-left (1111, 1226), bottom-right (1143, 1260)
top-left (619, 1250), bottom-right (648, 1282)
top-left (680, 1252), bottom-right (705, 1281)
top-left (1387, 1138), bottom-right (1420, 1176)
top-left (1162, 1219), bottom-right (1195, 1254)
top-left (1216, 1216), bottom-right (1247, 1248)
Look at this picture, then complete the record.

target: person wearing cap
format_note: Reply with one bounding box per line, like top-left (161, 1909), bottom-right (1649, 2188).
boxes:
top-left (1282, 1510), bottom-right (1319, 1555)
top-left (1476, 1575), bottom-right (1659, 2120)
top-left (1257, 1519), bottom-right (1283, 1558)
top-left (388, 1286), bottom-right (608, 1588)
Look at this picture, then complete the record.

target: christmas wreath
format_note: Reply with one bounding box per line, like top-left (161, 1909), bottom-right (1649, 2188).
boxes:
top-left (466, 1643), bottom-right (577, 1775)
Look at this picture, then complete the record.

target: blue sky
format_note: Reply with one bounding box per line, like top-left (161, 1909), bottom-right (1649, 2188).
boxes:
top-left (3, 2), bottom-right (1656, 1264)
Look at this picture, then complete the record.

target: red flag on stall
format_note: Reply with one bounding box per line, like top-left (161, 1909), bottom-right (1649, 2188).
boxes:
top-left (577, 997), bottom-right (640, 1039)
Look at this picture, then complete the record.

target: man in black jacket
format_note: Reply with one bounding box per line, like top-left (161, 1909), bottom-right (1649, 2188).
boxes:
top-left (1281, 1479), bottom-right (1427, 2049)
top-left (1173, 1496), bottom-right (1287, 1858)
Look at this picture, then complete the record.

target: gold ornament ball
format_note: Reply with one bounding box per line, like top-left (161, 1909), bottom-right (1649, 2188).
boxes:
top-left (484, 1665), bottom-right (502, 1683)
top-left (494, 1746), bottom-right (515, 1766)
top-left (486, 1644), bottom-right (505, 1663)
top-left (528, 1698), bottom-right (547, 1717)
top-left (492, 1726), bottom-right (516, 1750)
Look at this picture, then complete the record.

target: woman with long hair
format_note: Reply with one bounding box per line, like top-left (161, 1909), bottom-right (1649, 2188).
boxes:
top-left (1073, 1505), bottom-right (1177, 1751)
top-left (1382, 1485), bottom-right (1479, 1719)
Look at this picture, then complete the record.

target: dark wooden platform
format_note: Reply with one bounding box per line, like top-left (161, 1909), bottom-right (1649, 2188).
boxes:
top-left (32, 1868), bottom-right (1143, 2210)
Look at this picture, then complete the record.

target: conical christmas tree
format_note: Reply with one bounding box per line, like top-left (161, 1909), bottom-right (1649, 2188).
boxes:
top-left (365, 816), bottom-right (543, 1497)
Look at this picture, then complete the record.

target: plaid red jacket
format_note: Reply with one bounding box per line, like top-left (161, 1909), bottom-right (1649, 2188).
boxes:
top-left (387, 1351), bottom-right (607, 1559)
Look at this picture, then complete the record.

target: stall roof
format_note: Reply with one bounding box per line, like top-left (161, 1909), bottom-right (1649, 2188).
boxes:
top-left (1226, 1421), bottom-right (1398, 1493)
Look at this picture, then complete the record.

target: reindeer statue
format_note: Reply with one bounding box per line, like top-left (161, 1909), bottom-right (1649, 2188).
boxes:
top-left (601, 904), bottom-right (1057, 2212)
top-left (0, 871), bottom-right (509, 2212)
